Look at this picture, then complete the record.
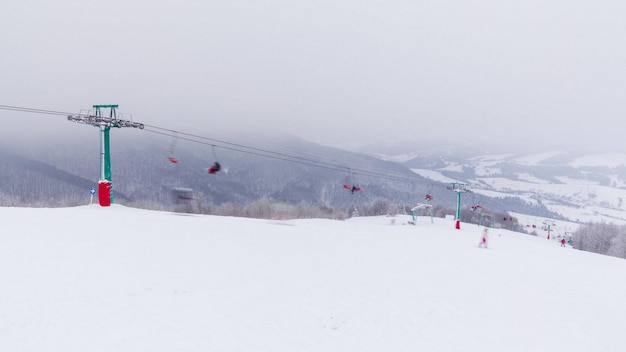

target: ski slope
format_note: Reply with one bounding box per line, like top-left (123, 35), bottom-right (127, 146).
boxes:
top-left (1, 205), bottom-right (625, 351)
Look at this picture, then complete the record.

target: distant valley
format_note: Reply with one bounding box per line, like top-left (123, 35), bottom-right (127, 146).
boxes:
top-left (3, 133), bottom-right (626, 228)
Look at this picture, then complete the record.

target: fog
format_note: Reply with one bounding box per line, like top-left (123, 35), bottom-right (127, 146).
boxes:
top-left (2, 0), bottom-right (626, 153)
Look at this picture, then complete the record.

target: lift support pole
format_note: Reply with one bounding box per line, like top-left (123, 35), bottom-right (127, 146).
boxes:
top-left (448, 182), bottom-right (470, 230)
top-left (68, 105), bottom-right (144, 206)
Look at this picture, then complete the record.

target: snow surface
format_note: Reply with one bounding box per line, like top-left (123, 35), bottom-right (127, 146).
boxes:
top-left (473, 176), bottom-right (626, 224)
top-left (515, 173), bottom-right (551, 184)
top-left (410, 168), bottom-right (459, 183)
top-left (571, 153), bottom-right (626, 168)
top-left (473, 162), bottom-right (502, 177)
top-left (469, 154), bottom-right (514, 162)
top-left (2, 205), bottom-right (626, 352)
top-left (438, 163), bottom-right (464, 173)
top-left (514, 151), bottom-right (566, 165)
top-left (372, 152), bottom-right (420, 163)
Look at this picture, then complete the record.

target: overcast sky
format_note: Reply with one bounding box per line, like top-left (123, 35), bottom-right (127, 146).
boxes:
top-left (2, 0), bottom-right (626, 152)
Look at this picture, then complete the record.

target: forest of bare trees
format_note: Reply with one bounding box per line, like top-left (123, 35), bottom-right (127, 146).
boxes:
top-left (572, 222), bottom-right (626, 259)
top-left (153, 194), bottom-right (528, 234)
top-left (6, 136), bottom-right (621, 260)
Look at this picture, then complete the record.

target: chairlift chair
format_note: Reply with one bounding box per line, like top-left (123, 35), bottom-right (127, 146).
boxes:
top-left (207, 145), bottom-right (226, 175)
top-left (342, 169), bottom-right (361, 194)
top-left (167, 132), bottom-right (180, 164)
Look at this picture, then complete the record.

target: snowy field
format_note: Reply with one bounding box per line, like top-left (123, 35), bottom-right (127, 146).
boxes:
top-left (2, 205), bottom-right (625, 352)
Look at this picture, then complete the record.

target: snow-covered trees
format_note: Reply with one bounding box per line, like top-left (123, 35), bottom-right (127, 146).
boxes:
top-left (573, 222), bottom-right (626, 259)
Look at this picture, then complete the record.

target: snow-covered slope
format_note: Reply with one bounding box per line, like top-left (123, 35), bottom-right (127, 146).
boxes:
top-left (402, 149), bottom-right (626, 225)
top-left (2, 205), bottom-right (625, 351)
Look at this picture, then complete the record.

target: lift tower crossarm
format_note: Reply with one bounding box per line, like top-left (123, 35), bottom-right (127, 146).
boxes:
top-left (67, 105), bottom-right (144, 206)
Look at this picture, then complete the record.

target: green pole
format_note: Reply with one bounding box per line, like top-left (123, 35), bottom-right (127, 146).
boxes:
top-left (104, 126), bottom-right (113, 203)
top-left (456, 191), bottom-right (461, 220)
top-left (94, 105), bottom-right (116, 204)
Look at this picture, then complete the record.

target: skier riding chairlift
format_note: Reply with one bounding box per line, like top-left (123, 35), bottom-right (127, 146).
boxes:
top-left (343, 184), bottom-right (361, 194)
top-left (206, 145), bottom-right (224, 175)
top-left (208, 162), bottom-right (221, 175)
top-left (342, 169), bottom-right (361, 194)
top-left (425, 184), bottom-right (434, 201)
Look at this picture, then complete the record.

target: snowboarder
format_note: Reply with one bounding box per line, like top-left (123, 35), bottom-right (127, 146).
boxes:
top-left (478, 228), bottom-right (489, 248)
top-left (208, 162), bottom-right (221, 174)
top-left (561, 238), bottom-right (566, 247)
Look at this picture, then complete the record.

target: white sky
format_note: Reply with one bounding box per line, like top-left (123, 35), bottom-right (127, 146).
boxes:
top-left (2, 0), bottom-right (626, 151)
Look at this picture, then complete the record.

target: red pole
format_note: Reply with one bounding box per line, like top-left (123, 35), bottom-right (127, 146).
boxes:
top-left (98, 181), bottom-right (111, 206)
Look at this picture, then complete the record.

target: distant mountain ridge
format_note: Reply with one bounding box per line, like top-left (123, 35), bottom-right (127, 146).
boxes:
top-left (354, 141), bottom-right (626, 225)
top-left (0, 133), bottom-right (438, 211)
top-left (4, 134), bottom-right (625, 225)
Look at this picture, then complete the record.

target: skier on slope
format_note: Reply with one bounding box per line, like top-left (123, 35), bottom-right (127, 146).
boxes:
top-left (478, 228), bottom-right (489, 248)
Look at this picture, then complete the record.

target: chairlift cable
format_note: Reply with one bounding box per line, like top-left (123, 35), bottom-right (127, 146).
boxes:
top-left (1, 103), bottom-right (458, 191)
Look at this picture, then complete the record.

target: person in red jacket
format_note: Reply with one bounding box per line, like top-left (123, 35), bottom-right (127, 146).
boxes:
top-left (208, 162), bottom-right (221, 174)
top-left (478, 228), bottom-right (489, 248)
top-left (561, 238), bottom-right (566, 247)
top-left (343, 184), bottom-right (360, 194)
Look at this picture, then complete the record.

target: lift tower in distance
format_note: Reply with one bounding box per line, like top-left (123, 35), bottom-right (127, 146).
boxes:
top-left (448, 182), bottom-right (470, 230)
top-left (67, 105), bottom-right (144, 206)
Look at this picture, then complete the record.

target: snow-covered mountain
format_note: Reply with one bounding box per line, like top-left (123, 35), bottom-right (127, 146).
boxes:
top-left (5, 131), bottom-right (626, 227)
top-left (0, 133), bottom-right (429, 209)
top-left (363, 142), bottom-right (626, 225)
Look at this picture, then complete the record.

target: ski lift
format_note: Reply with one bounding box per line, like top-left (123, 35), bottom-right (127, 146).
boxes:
top-left (171, 187), bottom-right (195, 213)
top-left (343, 184), bottom-right (361, 194)
top-left (172, 187), bottom-right (194, 201)
top-left (342, 169), bottom-right (361, 194)
top-left (424, 184), bottom-right (433, 201)
top-left (471, 204), bottom-right (482, 212)
top-left (207, 145), bottom-right (225, 175)
top-left (469, 192), bottom-right (482, 211)
top-left (167, 132), bottom-right (179, 164)
top-left (478, 213), bottom-right (493, 227)
top-left (208, 161), bottom-right (221, 174)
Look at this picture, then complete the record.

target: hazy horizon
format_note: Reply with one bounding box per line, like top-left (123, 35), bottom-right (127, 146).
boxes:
top-left (2, 1), bottom-right (626, 153)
